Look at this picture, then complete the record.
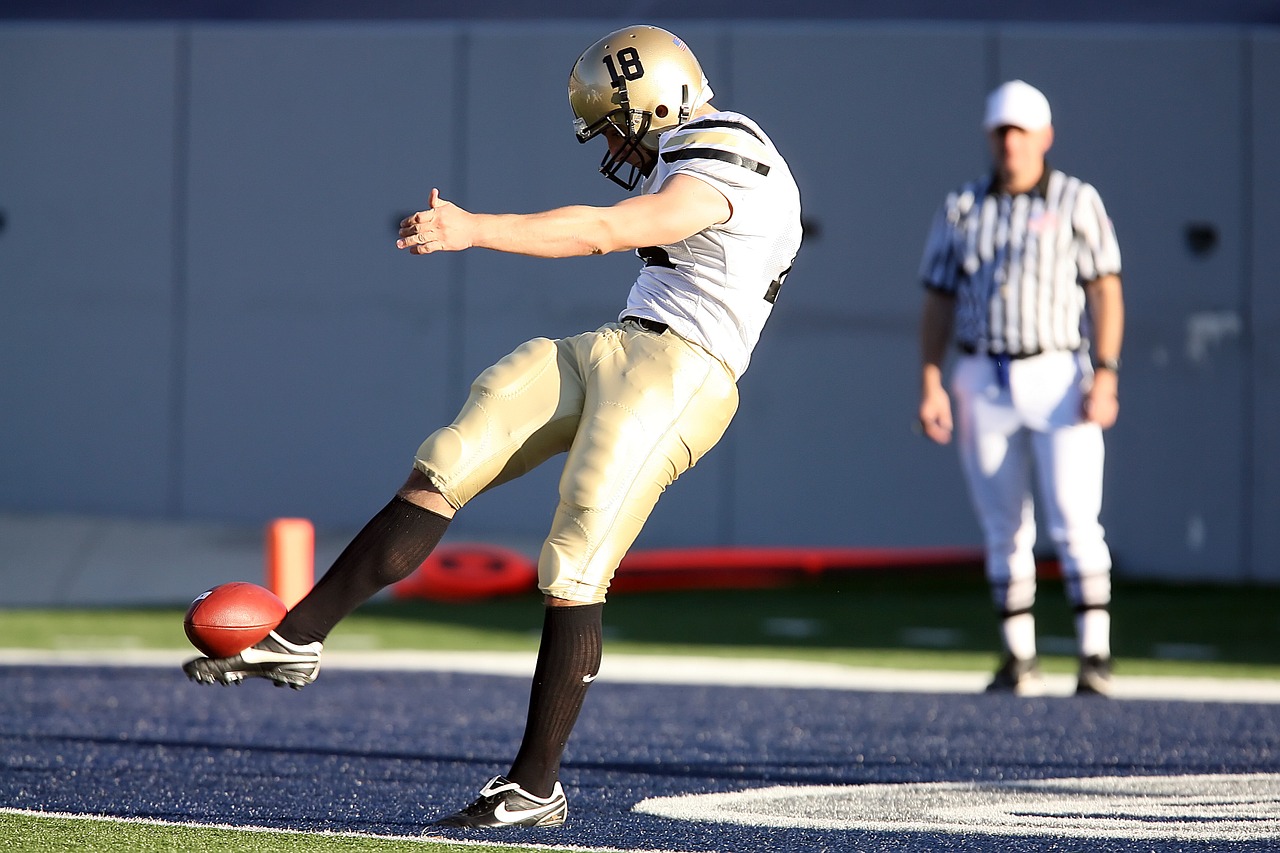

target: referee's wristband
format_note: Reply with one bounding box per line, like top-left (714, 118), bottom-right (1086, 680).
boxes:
top-left (1094, 357), bottom-right (1121, 374)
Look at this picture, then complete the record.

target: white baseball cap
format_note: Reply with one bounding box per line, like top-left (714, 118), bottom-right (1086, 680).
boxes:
top-left (983, 80), bottom-right (1052, 130)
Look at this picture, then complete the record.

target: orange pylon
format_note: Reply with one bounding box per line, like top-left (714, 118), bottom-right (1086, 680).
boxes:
top-left (266, 518), bottom-right (315, 608)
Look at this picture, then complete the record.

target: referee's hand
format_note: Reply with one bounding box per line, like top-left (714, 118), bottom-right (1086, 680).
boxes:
top-left (918, 389), bottom-right (954, 445)
top-left (1083, 371), bottom-right (1119, 429)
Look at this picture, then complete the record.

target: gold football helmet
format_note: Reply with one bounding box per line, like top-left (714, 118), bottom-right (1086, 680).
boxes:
top-left (568, 25), bottom-right (711, 189)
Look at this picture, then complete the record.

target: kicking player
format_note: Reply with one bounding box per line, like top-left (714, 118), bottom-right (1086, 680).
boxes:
top-left (185, 24), bottom-right (803, 829)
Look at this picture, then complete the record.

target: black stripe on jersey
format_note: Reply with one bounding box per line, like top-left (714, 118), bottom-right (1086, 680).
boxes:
top-left (677, 118), bottom-right (765, 142)
top-left (636, 246), bottom-right (676, 269)
top-left (662, 147), bottom-right (770, 176)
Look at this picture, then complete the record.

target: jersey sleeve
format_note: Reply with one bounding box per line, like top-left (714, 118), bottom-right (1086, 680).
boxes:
top-left (657, 118), bottom-right (775, 210)
top-left (1072, 183), bottom-right (1122, 281)
top-left (918, 193), bottom-right (963, 293)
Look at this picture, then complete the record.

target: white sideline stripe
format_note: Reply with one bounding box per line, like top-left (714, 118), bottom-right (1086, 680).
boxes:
top-left (0, 807), bottom-right (695, 853)
top-left (2, 648), bottom-right (1279, 703)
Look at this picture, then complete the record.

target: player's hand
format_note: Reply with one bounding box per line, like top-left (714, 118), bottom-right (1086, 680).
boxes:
top-left (1083, 370), bottom-right (1119, 428)
top-left (918, 386), bottom-right (954, 445)
top-left (397, 188), bottom-right (473, 254)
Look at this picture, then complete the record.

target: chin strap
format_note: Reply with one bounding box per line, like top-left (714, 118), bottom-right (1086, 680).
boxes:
top-left (616, 78), bottom-right (632, 128)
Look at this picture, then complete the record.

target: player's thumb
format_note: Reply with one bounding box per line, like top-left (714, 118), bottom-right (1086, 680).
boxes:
top-left (430, 187), bottom-right (446, 209)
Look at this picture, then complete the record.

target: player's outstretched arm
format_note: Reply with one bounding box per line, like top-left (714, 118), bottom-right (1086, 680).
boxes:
top-left (396, 177), bottom-right (729, 260)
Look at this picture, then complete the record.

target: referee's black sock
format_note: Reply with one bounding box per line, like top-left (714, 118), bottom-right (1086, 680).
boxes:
top-left (275, 496), bottom-right (450, 645)
top-left (506, 603), bottom-right (603, 798)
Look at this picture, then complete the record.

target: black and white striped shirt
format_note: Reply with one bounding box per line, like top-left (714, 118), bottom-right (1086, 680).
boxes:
top-left (919, 166), bottom-right (1122, 356)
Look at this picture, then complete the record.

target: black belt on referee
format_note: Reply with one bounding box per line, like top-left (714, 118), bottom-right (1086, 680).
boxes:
top-left (622, 316), bottom-right (669, 334)
top-left (958, 342), bottom-right (1041, 359)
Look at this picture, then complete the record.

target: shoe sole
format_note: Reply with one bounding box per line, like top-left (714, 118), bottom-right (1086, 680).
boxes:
top-left (433, 809), bottom-right (566, 829)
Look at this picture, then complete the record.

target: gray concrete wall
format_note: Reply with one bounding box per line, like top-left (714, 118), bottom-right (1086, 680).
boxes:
top-left (2, 21), bottom-right (1276, 583)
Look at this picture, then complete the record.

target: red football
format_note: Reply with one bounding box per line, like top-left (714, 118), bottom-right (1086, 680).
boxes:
top-left (184, 582), bottom-right (287, 658)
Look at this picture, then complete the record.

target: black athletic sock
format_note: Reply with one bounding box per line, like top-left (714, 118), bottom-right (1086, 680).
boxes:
top-left (506, 603), bottom-right (603, 798)
top-left (275, 496), bottom-right (450, 645)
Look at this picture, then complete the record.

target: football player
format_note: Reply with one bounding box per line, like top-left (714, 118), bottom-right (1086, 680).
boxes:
top-left (185, 24), bottom-right (803, 829)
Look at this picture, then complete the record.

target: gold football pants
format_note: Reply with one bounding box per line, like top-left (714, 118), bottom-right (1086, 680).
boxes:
top-left (414, 320), bottom-right (739, 604)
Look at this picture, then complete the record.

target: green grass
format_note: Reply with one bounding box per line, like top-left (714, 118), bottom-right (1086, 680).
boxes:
top-left (6, 569), bottom-right (1280, 851)
top-left (0, 811), bottom-right (544, 852)
top-left (6, 569), bottom-right (1280, 678)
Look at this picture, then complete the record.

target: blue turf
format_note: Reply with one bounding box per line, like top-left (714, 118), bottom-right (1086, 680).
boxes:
top-left (2, 664), bottom-right (1278, 852)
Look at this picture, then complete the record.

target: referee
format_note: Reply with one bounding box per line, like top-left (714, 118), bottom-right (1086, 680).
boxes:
top-left (916, 80), bottom-right (1125, 697)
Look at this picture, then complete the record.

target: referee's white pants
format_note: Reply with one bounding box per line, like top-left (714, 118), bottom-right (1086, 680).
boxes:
top-left (950, 351), bottom-right (1112, 614)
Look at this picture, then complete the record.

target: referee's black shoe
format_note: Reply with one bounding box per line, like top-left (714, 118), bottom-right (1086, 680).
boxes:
top-left (1075, 654), bottom-right (1114, 697)
top-left (985, 655), bottom-right (1046, 696)
top-left (433, 776), bottom-right (567, 829)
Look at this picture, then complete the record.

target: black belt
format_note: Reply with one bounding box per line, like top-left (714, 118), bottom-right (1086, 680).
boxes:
top-left (958, 342), bottom-right (1042, 359)
top-left (622, 316), bottom-right (669, 335)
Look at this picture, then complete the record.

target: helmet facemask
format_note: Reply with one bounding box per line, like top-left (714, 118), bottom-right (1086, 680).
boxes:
top-left (574, 80), bottom-right (691, 190)
top-left (595, 109), bottom-right (651, 190)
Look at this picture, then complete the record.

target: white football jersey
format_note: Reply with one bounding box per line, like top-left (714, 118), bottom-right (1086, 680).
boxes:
top-left (620, 110), bottom-right (802, 379)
